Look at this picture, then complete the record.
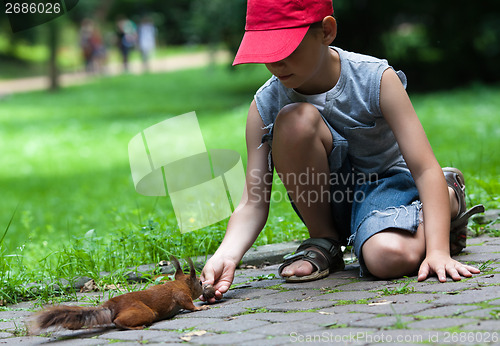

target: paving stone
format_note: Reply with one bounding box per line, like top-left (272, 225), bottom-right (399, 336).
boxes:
top-left (463, 320), bottom-right (500, 331)
top-left (318, 302), bottom-right (433, 315)
top-left (266, 299), bottom-right (335, 312)
top-left (175, 305), bottom-right (248, 318)
top-left (244, 278), bottom-right (283, 289)
top-left (380, 293), bottom-right (440, 304)
top-left (335, 279), bottom-right (393, 291)
top-left (463, 307), bottom-right (500, 319)
top-left (45, 328), bottom-right (113, 341)
top-left (319, 312), bottom-right (377, 326)
top-left (315, 290), bottom-right (379, 302)
top-left (41, 337), bottom-right (104, 345)
top-left (366, 329), bottom-right (447, 345)
top-left (455, 252), bottom-right (500, 262)
top-left (433, 285), bottom-right (500, 305)
top-left (281, 277), bottom-right (354, 290)
top-left (473, 245), bottom-right (500, 253)
top-left (0, 310), bottom-right (31, 320)
top-left (406, 317), bottom-right (477, 329)
top-left (242, 335), bottom-right (293, 346)
top-left (232, 311), bottom-right (336, 324)
top-left (473, 209), bottom-right (500, 224)
top-left (267, 288), bottom-right (323, 300)
top-left (189, 331), bottom-right (266, 344)
top-left (409, 280), bottom-right (483, 293)
top-left (286, 327), bottom-right (377, 345)
top-left (0, 333), bottom-right (12, 338)
top-left (203, 318), bottom-right (270, 333)
top-left (348, 315), bottom-right (414, 328)
top-left (247, 321), bottom-right (325, 337)
top-left (223, 287), bottom-right (281, 300)
top-left (99, 329), bottom-right (180, 343)
top-left (218, 296), bottom-right (285, 310)
top-left (0, 336), bottom-right (51, 344)
top-left (328, 267), bottom-right (361, 279)
top-left (241, 242), bottom-right (299, 266)
top-left (0, 321), bottom-right (17, 332)
top-left (475, 273), bottom-right (500, 284)
top-left (415, 304), bottom-right (479, 317)
top-left (149, 317), bottom-right (219, 330)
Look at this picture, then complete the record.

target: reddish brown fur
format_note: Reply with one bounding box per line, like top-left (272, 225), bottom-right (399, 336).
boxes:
top-left (31, 257), bottom-right (208, 332)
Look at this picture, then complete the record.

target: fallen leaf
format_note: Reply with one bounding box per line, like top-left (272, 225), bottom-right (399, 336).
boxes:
top-left (183, 330), bottom-right (207, 337)
top-left (80, 279), bottom-right (98, 293)
top-left (368, 300), bottom-right (393, 306)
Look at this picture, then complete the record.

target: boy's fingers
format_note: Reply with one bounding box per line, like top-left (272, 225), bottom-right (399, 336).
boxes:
top-left (457, 266), bottom-right (473, 278)
top-left (417, 263), bottom-right (430, 281)
top-left (447, 267), bottom-right (461, 281)
top-left (201, 269), bottom-right (215, 286)
top-left (437, 267), bottom-right (447, 282)
top-left (466, 265), bottom-right (481, 273)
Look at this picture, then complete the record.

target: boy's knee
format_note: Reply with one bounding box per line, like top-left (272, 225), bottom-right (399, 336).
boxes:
top-left (362, 232), bottom-right (422, 279)
top-left (274, 102), bottom-right (322, 141)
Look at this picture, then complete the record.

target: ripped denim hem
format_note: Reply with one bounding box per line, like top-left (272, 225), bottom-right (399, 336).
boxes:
top-left (351, 200), bottom-right (423, 277)
top-left (257, 123), bottom-right (274, 172)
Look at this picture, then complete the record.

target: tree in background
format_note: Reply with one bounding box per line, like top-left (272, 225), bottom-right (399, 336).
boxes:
top-left (1, 0), bottom-right (498, 90)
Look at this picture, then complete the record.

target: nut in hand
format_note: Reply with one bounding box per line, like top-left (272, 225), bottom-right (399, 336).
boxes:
top-left (202, 284), bottom-right (216, 300)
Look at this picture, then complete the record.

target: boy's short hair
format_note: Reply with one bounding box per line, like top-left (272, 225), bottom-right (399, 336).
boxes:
top-left (233, 0), bottom-right (334, 66)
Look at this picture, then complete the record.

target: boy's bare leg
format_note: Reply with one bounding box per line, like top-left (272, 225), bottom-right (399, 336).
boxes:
top-left (362, 187), bottom-right (460, 279)
top-left (272, 103), bottom-right (337, 277)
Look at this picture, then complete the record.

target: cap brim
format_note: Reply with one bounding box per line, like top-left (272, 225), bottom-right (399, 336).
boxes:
top-left (232, 26), bottom-right (310, 66)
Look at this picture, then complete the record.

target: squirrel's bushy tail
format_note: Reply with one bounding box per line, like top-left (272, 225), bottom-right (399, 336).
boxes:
top-left (32, 305), bottom-right (113, 332)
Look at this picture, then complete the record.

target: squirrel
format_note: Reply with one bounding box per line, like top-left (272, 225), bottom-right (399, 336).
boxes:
top-left (30, 256), bottom-right (210, 332)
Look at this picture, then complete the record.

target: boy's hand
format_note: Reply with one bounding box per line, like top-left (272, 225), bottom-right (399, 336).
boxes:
top-left (200, 253), bottom-right (238, 303)
top-left (417, 252), bottom-right (480, 282)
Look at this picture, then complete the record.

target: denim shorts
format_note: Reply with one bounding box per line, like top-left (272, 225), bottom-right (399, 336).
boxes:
top-left (289, 162), bottom-right (422, 276)
top-left (265, 116), bottom-right (422, 275)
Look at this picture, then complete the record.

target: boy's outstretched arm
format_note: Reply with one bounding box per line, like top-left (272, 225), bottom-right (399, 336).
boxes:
top-left (379, 68), bottom-right (480, 282)
top-left (201, 101), bottom-right (273, 302)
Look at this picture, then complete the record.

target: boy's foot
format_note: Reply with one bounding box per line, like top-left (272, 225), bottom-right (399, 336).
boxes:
top-left (278, 238), bottom-right (344, 282)
top-left (443, 167), bottom-right (485, 255)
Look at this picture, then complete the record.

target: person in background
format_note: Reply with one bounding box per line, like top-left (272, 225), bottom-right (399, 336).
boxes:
top-left (138, 15), bottom-right (157, 72)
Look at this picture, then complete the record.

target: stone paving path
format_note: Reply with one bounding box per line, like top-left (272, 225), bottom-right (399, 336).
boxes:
top-left (1, 232), bottom-right (499, 345)
top-left (0, 50), bottom-right (229, 95)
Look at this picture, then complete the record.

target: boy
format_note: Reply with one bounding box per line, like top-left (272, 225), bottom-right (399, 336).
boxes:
top-left (201, 0), bottom-right (484, 302)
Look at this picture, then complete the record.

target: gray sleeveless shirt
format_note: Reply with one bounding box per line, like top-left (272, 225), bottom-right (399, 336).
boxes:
top-left (254, 46), bottom-right (409, 176)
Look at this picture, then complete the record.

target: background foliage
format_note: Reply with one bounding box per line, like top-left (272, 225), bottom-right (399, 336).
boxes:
top-left (0, 1), bottom-right (498, 303)
top-left (1, 0), bottom-right (499, 88)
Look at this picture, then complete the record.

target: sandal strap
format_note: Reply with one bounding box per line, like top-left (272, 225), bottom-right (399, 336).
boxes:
top-left (279, 238), bottom-right (343, 275)
top-left (443, 167), bottom-right (466, 219)
top-left (280, 249), bottom-right (329, 274)
top-left (451, 204), bottom-right (485, 229)
top-left (296, 238), bottom-right (342, 259)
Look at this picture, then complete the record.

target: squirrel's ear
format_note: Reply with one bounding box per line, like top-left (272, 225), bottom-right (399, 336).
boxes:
top-left (186, 257), bottom-right (196, 278)
top-left (170, 256), bottom-right (182, 278)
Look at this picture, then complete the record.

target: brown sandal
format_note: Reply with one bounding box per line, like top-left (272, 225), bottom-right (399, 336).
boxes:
top-left (278, 238), bottom-right (344, 283)
top-left (443, 167), bottom-right (485, 255)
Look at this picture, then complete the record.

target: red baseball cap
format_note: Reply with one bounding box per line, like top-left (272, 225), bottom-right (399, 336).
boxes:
top-left (233, 0), bottom-right (334, 65)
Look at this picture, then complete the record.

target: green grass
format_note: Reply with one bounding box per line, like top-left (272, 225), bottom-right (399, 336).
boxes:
top-left (0, 62), bottom-right (499, 304)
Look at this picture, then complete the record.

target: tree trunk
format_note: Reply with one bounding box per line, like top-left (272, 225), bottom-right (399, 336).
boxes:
top-left (48, 21), bottom-right (59, 91)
